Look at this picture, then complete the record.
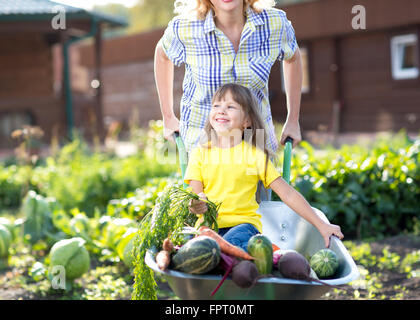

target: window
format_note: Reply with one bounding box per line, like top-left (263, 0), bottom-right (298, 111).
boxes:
top-left (281, 46), bottom-right (310, 93)
top-left (390, 34), bottom-right (419, 80)
top-left (0, 111), bottom-right (34, 138)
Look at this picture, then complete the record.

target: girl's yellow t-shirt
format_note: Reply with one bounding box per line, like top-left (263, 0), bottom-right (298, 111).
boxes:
top-left (184, 141), bottom-right (280, 233)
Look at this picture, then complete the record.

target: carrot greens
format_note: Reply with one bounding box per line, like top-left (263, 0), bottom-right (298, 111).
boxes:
top-left (131, 185), bottom-right (219, 300)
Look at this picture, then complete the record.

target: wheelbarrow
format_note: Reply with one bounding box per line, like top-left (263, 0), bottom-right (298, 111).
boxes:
top-left (145, 133), bottom-right (359, 300)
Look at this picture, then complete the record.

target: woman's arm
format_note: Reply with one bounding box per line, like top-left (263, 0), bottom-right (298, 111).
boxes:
top-left (154, 41), bottom-right (179, 141)
top-left (269, 176), bottom-right (344, 248)
top-left (281, 48), bottom-right (303, 148)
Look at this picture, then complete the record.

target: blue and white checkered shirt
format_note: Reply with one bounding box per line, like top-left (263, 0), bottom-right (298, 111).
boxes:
top-left (160, 7), bottom-right (298, 153)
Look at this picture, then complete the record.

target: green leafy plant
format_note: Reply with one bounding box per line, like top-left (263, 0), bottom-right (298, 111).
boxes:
top-left (274, 131), bottom-right (420, 239)
top-left (22, 190), bottom-right (57, 244)
top-left (131, 185), bottom-right (221, 300)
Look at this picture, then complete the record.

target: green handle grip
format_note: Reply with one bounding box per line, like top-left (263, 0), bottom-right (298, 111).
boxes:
top-left (173, 132), bottom-right (188, 188)
top-left (282, 137), bottom-right (293, 185)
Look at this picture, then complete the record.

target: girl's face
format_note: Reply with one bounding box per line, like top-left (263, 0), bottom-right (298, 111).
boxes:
top-left (209, 90), bottom-right (251, 136)
top-left (209, 0), bottom-right (244, 15)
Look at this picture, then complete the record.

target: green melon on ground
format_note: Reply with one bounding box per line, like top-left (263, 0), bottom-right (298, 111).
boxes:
top-left (0, 224), bottom-right (11, 259)
top-left (49, 237), bottom-right (90, 280)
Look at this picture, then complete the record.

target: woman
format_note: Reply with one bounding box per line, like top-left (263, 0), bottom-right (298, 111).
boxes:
top-left (155, 0), bottom-right (303, 155)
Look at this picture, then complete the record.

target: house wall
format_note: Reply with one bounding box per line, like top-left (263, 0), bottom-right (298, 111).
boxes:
top-left (269, 38), bottom-right (339, 132)
top-left (87, 59), bottom-right (184, 128)
top-left (281, 0), bottom-right (420, 40)
top-left (339, 28), bottom-right (420, 132)
top-left (78, 28), bottom-right (184, 131)
top-left (278, 0), bottom-right (420, 134)
top-left (0, 32), bottom-right (65, 147)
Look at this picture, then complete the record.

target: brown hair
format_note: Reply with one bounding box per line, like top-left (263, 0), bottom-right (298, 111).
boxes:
top-left (200, 83), bottom-right (276, 186)
top-left (174, 0), bottom-right (276, 20)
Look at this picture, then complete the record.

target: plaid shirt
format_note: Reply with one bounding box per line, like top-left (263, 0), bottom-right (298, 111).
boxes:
top-left (160, 7), bottom-right (298, 153)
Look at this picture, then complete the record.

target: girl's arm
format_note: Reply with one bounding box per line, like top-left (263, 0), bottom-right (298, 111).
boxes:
top-left (154, 42), bottom-right (179, 142)
top-left (189, 180), bottom-right (207, 215)
top-left (281, 48), bottom-right (303, 148)
top-left (269, 176), bottom-right (344, 248)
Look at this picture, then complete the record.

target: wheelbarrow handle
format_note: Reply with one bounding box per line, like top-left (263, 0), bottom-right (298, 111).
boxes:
top-left (282, 137), bottom-right (293, 185)
top-left (172, 131), bottom-right (188, 188)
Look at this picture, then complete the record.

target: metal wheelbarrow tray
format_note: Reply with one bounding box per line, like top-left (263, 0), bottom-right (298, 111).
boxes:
top-left (145, 135), bottom-right (359, 300)
top-left (145, 201), bottom-right (359, 300)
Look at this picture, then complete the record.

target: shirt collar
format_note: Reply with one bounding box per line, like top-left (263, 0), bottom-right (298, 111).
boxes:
top-left (245, 7), bottom-right (264, 27)
top-left (203, 9), bottom-right (216, 34)
top-left (203, 7), bottom-right (265, 35)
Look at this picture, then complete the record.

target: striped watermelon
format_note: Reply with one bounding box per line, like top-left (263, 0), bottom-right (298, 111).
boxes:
top-left (247, 234), bottom-right (273, 274)
top-left (0, 224), bottom-right (11, 258)
top-left (310, 248), bottom-right (339, 278)
top-left (171, 236), bottom-right (220, 274)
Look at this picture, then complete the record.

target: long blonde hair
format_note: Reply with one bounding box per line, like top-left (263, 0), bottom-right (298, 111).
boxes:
top-left (174, 0), bottom-right (276, 20)
top-left (200, 83), bottom-right (276, 184)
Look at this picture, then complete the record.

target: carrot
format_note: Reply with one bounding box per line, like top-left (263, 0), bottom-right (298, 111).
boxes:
top-left (272, 243), bottom-right (281, 252)
top-left (156, 250), bottom-right (171, 271)
top-left (198, 226), bottom-right (255, 261)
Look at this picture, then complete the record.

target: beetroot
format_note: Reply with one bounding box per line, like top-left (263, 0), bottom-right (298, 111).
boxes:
top-left (273, 249), bottom-right (298, 267)
top-left (210, 253), bottom-right (261, 296)
top-left (278, 251), bottom-right (311, 280)
top-left (231, 260), bottom-right (259, 288)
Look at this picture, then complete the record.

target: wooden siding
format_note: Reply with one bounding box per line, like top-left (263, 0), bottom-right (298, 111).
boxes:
top-left (270, 38), bottom-right (339, 132)
top-left (0, 33), bottom-right (54, 98)
top-left (281, 0), bottom-right (420, 40)
top-left (339, 28), bottom-right (420, 132)
top-left (0, 32), bottom-right (67, 148)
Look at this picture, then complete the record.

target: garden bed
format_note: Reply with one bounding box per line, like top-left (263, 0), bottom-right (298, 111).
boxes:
top-left (1, 234), bottom-right (418, 300)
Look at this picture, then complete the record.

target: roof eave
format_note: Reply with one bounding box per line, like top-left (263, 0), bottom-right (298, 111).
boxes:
top-left (0, 11), bottom-right (128, 29)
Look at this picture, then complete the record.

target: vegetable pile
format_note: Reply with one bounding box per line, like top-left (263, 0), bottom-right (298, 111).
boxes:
top-left (130, 184), bottom-right (344, 300)
top-left (131, 185), bottom-right (220, 300)
top-left (155, 228), bottom-right (345, 297)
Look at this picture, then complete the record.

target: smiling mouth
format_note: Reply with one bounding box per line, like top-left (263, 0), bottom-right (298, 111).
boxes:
top-left (215, 118), bottom-right (230, 123)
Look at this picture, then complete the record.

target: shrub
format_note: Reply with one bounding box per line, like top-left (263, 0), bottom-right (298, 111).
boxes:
top-left (0, 133), bottom-right (177, 216)
top-left (273, 131), bottom-right (420, 239)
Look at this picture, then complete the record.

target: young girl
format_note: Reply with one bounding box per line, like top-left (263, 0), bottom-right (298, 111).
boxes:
top-left (184, 83), bottom-right (343, 252)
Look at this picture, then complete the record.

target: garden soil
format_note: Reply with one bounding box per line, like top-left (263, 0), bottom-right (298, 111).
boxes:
top-left (320, 234), bottom-right (420, 300)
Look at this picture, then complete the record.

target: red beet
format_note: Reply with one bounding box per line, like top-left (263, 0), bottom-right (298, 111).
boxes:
top-left (232, 260), bottom-right (259, 288)
top-left (277, 251), bottom-right (340, 288)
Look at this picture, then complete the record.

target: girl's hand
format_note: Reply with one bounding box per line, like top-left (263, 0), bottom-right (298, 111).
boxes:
top-left (189, 193), bottom-right (208, 215)
top-left (318, 222), bottom-right (344, 248)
